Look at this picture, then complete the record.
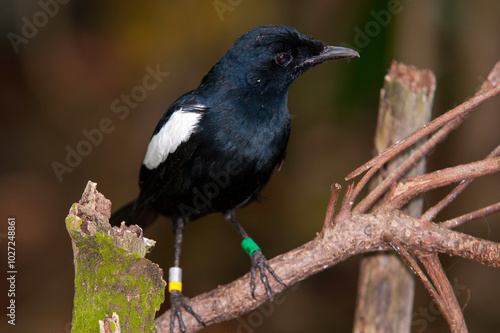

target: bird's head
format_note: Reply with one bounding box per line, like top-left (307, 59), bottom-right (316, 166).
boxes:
top-left (201, 25), bottom-right (359, 97)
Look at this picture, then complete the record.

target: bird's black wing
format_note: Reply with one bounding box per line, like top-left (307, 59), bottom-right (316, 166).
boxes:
top-left (133, 93), bottom-right (209, 222)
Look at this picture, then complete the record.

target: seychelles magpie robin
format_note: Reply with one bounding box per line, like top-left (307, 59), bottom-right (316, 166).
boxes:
top-left (111, 25), bottom-right (358, 332)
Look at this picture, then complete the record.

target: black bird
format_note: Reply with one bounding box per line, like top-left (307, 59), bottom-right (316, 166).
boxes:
top-left (111, 25), bottom-right (358, 332)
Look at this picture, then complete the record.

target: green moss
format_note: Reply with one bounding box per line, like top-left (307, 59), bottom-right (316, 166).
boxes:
top-left (70, 224), bottom-right (165, 332)
top-left (65, 211), bottom-right (83, 236)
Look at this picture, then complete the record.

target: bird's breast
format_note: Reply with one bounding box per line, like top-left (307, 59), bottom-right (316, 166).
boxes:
top-left (217, 105), bottom-right (290, 170)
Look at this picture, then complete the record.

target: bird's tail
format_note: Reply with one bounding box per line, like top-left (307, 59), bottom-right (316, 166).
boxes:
top-left (109, 199), bottom-right (159, 229)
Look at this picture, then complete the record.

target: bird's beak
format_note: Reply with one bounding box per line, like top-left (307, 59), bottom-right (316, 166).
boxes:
top-left (301, 45), bottom-right (359, 67)
top-left (321, 45), bottom-right (360, 60)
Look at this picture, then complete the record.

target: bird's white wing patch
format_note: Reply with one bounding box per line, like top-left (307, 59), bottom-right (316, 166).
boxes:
top-left (143, 108), bottom-right (203, 169)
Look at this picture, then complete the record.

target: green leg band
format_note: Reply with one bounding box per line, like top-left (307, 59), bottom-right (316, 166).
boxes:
top-left (241, 237), bottom-right (261, 257)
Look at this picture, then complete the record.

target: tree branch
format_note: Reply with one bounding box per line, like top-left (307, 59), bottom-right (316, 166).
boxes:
top-left (153, 202), bottom-right (500, 332)
top-left (418, 254), bottom-right (467, 333)
top-left (347, 78), bottom-right (500, 182)
top-left (388, 156), bottom-right (500, 209)
top-left (422, 143), bottom-right (500, 222)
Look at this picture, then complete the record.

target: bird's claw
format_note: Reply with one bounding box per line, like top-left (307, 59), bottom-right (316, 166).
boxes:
top-left (250, 250), bottom-right (287, 299)
top-left (170, 290), bottom-right (206, 333)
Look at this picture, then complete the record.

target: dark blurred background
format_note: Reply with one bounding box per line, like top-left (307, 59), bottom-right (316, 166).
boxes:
top-left (1, 1), bottom-right (499, 332)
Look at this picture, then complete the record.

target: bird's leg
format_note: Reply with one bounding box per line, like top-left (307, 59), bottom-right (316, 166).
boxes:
top-left (223, 210), bottom-right (286, 299)
top-left (169, 218), bottom-right (205, 333)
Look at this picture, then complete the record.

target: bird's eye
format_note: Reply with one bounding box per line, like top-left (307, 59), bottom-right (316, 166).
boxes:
top-left (275, 52), bottom-right (292, 66)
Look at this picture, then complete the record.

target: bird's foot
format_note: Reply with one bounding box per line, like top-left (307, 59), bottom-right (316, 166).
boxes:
top-left (250, 250), bottom-right (287, 299)
top-left (170, 290), bottom-right (206, 333)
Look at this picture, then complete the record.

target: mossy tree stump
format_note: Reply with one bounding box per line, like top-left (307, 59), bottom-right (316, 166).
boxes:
top-left (66, 181), bottom-right (166, 333)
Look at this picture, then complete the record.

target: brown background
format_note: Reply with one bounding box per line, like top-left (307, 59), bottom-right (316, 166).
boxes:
top-left (1, 1), bottom-right (499, 332)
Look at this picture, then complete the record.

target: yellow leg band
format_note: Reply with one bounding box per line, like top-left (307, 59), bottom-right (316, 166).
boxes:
top-left (168, 281), bottom-right (182, 293)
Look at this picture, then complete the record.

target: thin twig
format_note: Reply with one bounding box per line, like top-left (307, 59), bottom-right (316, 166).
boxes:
top-left (441, 202), bottom-right (500, 229)
top-left (353, 116), bottom-right (464, 213)
top-left (419, 254), bottom-right (468, 332)
top-left (323, 183), bottom-right (341, 230)
top-left (422, 143), bottom-right (500, 221)
top-left (388, 157), bottom-right (500, 209)
top-left (337, 183), bottom-right (355, 219)
top-left (382, 235), bottom-right (447, 317)
top-left (351, 63), bottom-right (500, 214)
top-left (382, 238), bottom-right (468, 332)
top-left (346, 83), bottom-right (500, 181)
top-left (350, 167), bottom-right (380, 211)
